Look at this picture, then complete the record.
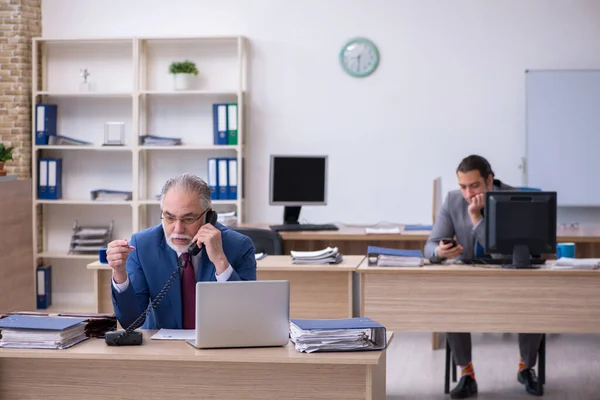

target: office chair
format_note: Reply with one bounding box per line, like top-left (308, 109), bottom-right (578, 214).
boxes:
top-left (444, 334), bottom-right (546, 394)
top-left (231, 227), bottom-right (284, 255)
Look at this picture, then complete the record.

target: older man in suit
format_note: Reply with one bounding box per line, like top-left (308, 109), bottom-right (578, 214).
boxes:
top-left (424, 155), bottom-right (543, 399)
top-left (106, 173), bottom-right (256, 330)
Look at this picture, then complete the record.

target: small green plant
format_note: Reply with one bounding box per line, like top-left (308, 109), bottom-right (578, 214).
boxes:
top-left (0, 143), bottom-right (14, 162)
top-left (169, 60), bottom-right (199, 76)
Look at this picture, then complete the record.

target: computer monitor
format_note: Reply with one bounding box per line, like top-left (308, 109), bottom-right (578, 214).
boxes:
top-left (269, 155), bottom-right (327, 224)
top-left (484, 191), bottom-right (557, 269)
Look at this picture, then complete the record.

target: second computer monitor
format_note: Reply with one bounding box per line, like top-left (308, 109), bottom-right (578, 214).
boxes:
top-left (269, 155), bottom-right (327, 224)
top-left (484, 191), bottom-right (557, 269)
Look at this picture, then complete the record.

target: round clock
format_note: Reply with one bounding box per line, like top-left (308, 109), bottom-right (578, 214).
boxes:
top-left (339, 37), bottom-right (380, 78)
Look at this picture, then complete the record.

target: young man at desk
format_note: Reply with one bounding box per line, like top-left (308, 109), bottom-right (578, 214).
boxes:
top-left (424, 155), bottom-right (544, 398)
top-left (105, 173), bottom-right (257, 330)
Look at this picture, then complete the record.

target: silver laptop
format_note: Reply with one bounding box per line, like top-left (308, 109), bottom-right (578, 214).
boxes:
top-left (186, 280), bottom-right (290, 349)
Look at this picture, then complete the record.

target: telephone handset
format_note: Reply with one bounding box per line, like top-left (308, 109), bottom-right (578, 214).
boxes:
top-left (188, 209), bottom-right (218, 256)
top-left (105, 209), bottom-right (218, 346)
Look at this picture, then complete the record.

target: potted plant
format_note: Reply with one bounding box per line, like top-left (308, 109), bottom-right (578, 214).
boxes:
top-left (0, 143), bottom-right (14, 177)
top-left (169, 60), bottom-right (199, 90)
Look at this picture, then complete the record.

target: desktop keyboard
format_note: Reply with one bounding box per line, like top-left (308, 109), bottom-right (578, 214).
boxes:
top-left (269, 224), bottom-right (339, 232)
top-left (462, 257), bottom-right (546, 265)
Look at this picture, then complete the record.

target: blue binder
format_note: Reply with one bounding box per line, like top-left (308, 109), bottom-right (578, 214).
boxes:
top-left (290, 317), bottom-right (387, 352)
top-left (36, 265), bottom-right (52, 309)
top-left (367, 246), bottom-right (423, 258)
top-left (404, 224), bottom-right (433, 231)
top-left (227, 158), bottom-right (237, 200)
top-left (38, 158), bottom-right (62, 200)
top-left (35, 104), bottom-right (58, 145)
top-left (207, 158), bottom-right (218, 200)
top-left (0, 314), bottom-right (86, 331)
top-left (212, 104), bottom-right (228, 145)
top-left (217, 158), bottom-right (229, 200)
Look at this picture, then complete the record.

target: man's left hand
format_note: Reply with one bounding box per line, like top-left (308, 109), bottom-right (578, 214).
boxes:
top-left (192, 224), bottom-right (229, 274)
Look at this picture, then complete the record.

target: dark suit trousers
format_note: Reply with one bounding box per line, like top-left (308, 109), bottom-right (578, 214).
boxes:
top-left (447, 332), bottom-right (543, 368)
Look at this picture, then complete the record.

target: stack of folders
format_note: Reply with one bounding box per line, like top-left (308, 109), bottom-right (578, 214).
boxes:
top-left (290, 247), bottom-right (342, 264)
top-left (367, 246), bottom-right (424, 267)
top-left (139, 135), bottom-right (182, 146)
top-left (0, 315), bottom-right (88, 349)
top-left (90, 189), bottom-right (132, 201)
top-left (289, 317), bottom-right (387, 353)
top-left (552, 257), bottom-right (600, 270)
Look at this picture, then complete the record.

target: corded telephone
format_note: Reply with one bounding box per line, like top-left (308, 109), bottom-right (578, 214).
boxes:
top-left (105, 209), bottom-right (217, 346)
top-left (188, 209), bottom-right (218, 256)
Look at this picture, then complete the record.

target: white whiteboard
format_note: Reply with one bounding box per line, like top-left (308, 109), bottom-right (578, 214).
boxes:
top-left (526, 70), bottom-right (600, 206)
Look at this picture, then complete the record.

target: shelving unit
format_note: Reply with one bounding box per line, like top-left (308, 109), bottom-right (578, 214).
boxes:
top-left (31, 36), bottom-right (248, 312)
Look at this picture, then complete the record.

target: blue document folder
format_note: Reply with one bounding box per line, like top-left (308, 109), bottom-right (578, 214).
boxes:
top-left (404, 224), bottom-right (433, 231)
top-left (290, 317), bottom-right (387, 352)
top-left (0, 315), bottom-right (86, 331)
top-left (367, 246), bottom-right (423, 258)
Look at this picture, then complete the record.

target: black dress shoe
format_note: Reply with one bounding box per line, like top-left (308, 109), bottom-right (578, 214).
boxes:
top-left (450, 375), bottom-right (478, 399)
top-left (518, 368), bottom-right (544, 396)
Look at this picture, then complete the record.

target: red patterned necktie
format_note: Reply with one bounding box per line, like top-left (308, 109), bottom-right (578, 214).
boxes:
top-left (180, 252), bottom-right (196, 329)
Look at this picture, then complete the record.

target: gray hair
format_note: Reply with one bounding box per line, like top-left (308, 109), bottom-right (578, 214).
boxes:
top-left (159, 173), bottom-right (212, 211)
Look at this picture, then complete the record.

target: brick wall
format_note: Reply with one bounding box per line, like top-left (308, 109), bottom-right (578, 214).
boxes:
top-left (0, 0), bottom-right (41, 179)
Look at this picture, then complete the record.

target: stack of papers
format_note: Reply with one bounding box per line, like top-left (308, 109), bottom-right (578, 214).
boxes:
top-left (290, 247), bottom-right (342, 264)
top-left (90, 189), bottom-right (132, 201)
top-left (552, 257), bottom-right (600, 270)
top-left (0, 315), bottom-right (88, 349)
top-left (217, 211), bottom-right (238, 226)
top-left (139, 135), bottom-right (182, 146)
top-left (289, 317), bottom-right (386, 353)
top-left (365, 227), bottom-right (401, 234)
top-left (367, 246), bottom-right (424, 267)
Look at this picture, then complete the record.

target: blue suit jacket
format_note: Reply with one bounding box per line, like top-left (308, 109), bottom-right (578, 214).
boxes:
top-left (111, 223), bottom-right (257, 329)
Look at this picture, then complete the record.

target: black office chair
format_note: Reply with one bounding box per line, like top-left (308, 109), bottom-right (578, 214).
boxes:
top-left (444, 334), bottom-right (546, 394)
top-left (231, 227), bottom-right (284, 255)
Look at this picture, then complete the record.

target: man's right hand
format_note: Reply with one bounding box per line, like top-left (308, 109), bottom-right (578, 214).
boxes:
top-left (106, 239), bottom-right (135, 284)
top-left (435, 240), bottom-right (464, 259)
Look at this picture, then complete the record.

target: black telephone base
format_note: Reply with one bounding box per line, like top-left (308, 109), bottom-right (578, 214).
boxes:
top-left (105, 330), bottom-right (143, 346)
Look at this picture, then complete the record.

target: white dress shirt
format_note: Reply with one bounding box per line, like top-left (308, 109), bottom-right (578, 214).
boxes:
top-left (112, 251), bottom-right (234, 293)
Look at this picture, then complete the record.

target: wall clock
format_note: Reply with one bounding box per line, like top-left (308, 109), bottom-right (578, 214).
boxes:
top-left (339, 37), bottom-right (380, 78)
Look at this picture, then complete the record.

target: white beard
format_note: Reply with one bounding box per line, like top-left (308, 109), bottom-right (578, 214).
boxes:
top-left (165, 232), bottom-right (193, 253)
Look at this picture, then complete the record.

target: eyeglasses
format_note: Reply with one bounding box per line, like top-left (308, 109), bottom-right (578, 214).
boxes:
top-left (161, 209), bottom-right (208, 225)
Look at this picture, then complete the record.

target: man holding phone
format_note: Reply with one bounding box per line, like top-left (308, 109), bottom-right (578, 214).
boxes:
top-left (106, 173), bottom-right (257, 330)
top-left (424, 155), bottom-right (544, 398)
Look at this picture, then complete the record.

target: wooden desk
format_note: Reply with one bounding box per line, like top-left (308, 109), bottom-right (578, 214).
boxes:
top-left (87, 255), bottom-right (365, 319)
top-left (358, 260), bottom-right (600, 334)
top-left (242, 224), bottom-right (600, 257)
top-left (0, 331), bottom-right (392, 400)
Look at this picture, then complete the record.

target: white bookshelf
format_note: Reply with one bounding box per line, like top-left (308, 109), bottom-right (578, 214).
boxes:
top-left (31, 36), bottom-right (248, 312)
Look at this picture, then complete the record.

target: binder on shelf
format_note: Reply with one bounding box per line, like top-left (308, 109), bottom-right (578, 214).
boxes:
top-left (38, 158), bottom-right (62, 200)
top-left (35, 104), bottom-right (57, 145)
top-left (227, 158), bottom-right (237, 200)
top-left (212, 104), bottom-right (228, 145)
top-left (227, 103), bottom-right (238, 145)
top-left (207, 158), bottom-right (218, 200)
top-left (36, 265), bottom-right (52, 309)
top-left (217, 158), bottom-right (229, 200)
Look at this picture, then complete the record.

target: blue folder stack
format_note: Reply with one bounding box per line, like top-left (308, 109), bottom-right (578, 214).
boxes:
top-left (0, 315), bottom-right (88, 349)
top-left (289, 317), bottom-right (387, 353)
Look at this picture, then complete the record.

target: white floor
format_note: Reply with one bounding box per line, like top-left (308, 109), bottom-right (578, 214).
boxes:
top-left (386, 332), bottom-right (600, 400)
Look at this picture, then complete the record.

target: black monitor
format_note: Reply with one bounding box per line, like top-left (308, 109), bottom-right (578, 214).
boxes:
top-left (269, 155), bottom-right (327, 225)
top-left (484, 191), bottom-right (557, 269)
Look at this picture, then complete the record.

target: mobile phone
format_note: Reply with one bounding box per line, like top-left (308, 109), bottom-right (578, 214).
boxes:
top-left (441, 238), bottom-right (457, 248)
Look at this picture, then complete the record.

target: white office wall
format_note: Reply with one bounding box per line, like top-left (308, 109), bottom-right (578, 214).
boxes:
top-left (42, 0), bottom-right (600, 225)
